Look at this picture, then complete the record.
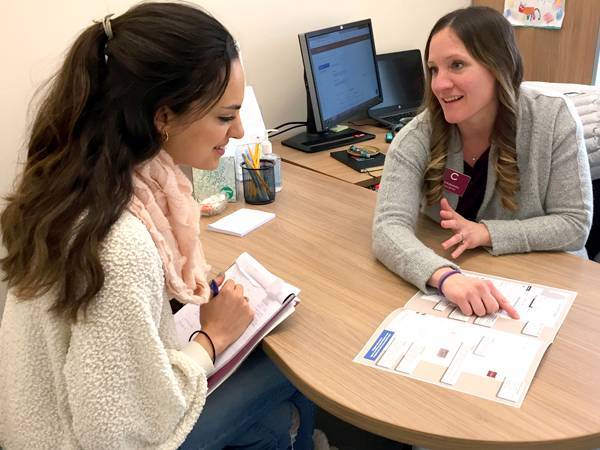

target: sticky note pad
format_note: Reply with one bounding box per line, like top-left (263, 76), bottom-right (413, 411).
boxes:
top-left (207, 208), bottom-right (275, 237)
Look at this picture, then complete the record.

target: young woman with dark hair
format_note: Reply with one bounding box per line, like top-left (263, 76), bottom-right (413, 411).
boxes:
top-left (0, 3), bottom-right (314, 449)
top-left (373, 6), bottom-right (592, 319)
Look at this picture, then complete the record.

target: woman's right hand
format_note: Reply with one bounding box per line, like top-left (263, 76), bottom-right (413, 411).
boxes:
top-left (439, 273), bottom-right (520, 319)
top-left (197, 279), bottom-right (255, 357)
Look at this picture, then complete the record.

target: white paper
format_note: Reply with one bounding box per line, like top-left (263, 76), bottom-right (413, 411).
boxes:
top-left (174, 252), bottom-right (299, 395)
top-left (497, 378), bottom-right (525, 403)
top-left (395, 343), bottom-right (425, 374)
top-left (433, 298), bottom-right (452, 312)
top-left (474, 313), bottom-right (498, 328)
top-left (448, 308), bottom-right (471, 322)
top-left (355, 272), bottom-right (576, 407)
top-left (441, 343), bottom-right (472, 385)
top-left (207, 208), bottom-right (275, 237)
top-left (215, 254), bottom-right (299, 369)
top-left (207, 301), bottom-right (296, 395)
top-left (503, 0), bottom-right (565, 29)
top-left (224, 86), bottom-right (266, 157)
top-left (376, 338), bottom-right (411, 369)
top-left (174, 303), bottom-right (201, 348)
top-left (522, 321), bottom-right (544, 337)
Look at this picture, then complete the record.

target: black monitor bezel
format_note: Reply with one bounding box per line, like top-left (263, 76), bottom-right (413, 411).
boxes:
top-left (299, 18), bottom-right (382, 133)
top-left (373, 49), bottom-right (426, 113)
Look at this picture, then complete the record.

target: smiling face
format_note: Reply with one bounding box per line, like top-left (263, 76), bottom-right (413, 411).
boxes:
top-left (427, 27), bottom-right (498, 133)
top-left (157, 58), bottom-right (245, 170)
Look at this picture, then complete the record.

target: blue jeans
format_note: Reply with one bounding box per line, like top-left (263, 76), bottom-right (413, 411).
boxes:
top-left (180, 348), bottom-right (314, 450)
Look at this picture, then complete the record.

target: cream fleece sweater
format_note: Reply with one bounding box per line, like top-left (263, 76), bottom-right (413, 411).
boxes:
top-left (0, 211), bottom-right (214, 449)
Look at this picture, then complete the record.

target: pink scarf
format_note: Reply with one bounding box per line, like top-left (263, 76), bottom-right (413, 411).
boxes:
top-left (128, 150), bottom-right (211, 304)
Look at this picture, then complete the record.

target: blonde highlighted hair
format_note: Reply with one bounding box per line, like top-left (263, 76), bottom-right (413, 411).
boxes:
top-left (423, 6), bottom-right (523, 210)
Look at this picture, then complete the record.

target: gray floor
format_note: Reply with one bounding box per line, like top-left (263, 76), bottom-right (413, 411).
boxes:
top-left (316, 407), bottom-right (409, 450)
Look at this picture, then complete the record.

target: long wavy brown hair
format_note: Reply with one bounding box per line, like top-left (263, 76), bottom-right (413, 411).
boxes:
top-left (423, 6), bottom-right (523, 210)
top-left (1, 2), bottom-right (238, 321)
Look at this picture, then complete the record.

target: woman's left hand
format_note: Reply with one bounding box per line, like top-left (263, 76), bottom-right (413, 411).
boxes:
top-left (439, 198), bottom-right (491, 258)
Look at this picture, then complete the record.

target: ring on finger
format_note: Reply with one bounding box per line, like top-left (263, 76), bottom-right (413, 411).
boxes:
top-left (458, 232), bottom-right (464, 244)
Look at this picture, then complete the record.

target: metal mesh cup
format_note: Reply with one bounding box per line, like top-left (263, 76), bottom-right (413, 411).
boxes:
top-left (241, 160), bottom-right (276, 204)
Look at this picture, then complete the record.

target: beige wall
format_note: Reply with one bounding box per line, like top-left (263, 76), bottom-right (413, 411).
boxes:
top-left (0, 0), bottom-right (469, 318)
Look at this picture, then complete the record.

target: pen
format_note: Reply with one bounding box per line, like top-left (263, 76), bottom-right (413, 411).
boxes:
top-left (209, 279), bottom-right (219, 298)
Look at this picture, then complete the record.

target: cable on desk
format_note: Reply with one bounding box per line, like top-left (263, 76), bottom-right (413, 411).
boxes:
top-left (269, 124), bottom-right (306, 138)
top-left (347, 119), bottom-right (378, 127)
top-left (363, 169), bottom-right (383, 179)
top-left (271, 121), bottom-right (306, 130)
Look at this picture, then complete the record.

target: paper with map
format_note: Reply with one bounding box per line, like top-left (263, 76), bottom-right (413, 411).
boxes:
top-left (355, 271), bottom-right (575, 407)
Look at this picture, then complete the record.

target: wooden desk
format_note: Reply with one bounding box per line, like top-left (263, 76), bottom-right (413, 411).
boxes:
top-left (273, 125), bottom-right (388, 187)
top-left (202, 162), bottom-right (600, 450)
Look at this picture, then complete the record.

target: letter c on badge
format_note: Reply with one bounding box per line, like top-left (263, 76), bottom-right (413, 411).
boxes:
top-left (450, 172), bottom-right (459, 181)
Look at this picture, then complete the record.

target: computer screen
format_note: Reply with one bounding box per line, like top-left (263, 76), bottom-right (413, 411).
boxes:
top-left (304, 20), bottom-right (381, 130)
top-left (376, 50), bottom-right (424, 110)
top-left (282, 19), bottom-right (382, 153)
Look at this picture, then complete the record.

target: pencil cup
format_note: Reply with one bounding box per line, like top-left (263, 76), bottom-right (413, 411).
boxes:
top-left (242, 160), bottom-right (276, 205)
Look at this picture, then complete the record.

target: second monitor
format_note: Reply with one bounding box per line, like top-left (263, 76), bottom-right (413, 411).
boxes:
top-left (282, 19), bottom-right (382, 153)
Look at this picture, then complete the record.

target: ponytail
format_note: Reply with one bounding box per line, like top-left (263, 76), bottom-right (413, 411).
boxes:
top-left (1, 3), bottom-right (239, 321)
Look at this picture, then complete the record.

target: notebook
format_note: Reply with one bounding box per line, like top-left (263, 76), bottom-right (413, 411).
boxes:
top-left (330, 149), bottom-right (386, 173)
top-left (367, 49), bottom-right (425, 128)
top-left (207, 208), bottom-right (275, 237)
top-left (174, 252), bottom-right (300, 395)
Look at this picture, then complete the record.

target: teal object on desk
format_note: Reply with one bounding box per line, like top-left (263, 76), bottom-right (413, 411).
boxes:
top-left (330, 149), bottom-right (385, 173)
top-left (385, 131), bottom-right (394, 143)
top-left (192, 156), bottom-right (237, 202)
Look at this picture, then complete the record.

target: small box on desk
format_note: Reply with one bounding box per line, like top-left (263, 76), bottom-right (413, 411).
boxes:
top-left (330, 149), bottom-right (386, 173)
top-left (192, 156), bottom-right (237, 202)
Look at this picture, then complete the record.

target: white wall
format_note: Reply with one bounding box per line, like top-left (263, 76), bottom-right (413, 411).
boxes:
top-left (0, 0), bottom-right (469, 318)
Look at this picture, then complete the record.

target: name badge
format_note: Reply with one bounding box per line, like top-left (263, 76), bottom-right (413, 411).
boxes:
top-left (443, 168), bottom-right (471, 196)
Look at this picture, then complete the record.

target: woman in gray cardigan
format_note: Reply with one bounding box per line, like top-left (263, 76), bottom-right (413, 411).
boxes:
top-left (373, 6), bottom-right (592, 319)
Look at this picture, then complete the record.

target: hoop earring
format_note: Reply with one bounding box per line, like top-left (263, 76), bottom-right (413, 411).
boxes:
top-left (162, 129), bottom-right (169, 143)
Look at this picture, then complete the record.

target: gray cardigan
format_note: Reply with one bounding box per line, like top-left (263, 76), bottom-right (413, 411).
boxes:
top-left (373, 87), bottom-right (593, 294)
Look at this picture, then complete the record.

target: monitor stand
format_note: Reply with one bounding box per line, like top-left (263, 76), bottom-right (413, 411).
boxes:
top-left (281, 127), bottom-right (375, 153)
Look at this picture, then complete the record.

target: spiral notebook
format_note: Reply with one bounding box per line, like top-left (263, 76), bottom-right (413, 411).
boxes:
top-left (174, 252), bottom-right (300, 395)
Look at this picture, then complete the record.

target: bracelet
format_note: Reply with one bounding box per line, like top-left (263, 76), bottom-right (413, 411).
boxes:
top-left (189, 329), bottom-right (216, 364)
top-left (437, 269), bottom-right (462, 297)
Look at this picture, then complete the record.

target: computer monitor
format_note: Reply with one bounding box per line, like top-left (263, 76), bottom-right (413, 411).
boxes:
top-left (282, 19), bottom-right (382, 153)
top-left (367, 50), bottom-right (425, 128)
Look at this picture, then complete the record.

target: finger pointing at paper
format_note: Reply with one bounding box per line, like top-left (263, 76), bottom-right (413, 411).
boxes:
top-left (439, 270), bottom-right (520, 320)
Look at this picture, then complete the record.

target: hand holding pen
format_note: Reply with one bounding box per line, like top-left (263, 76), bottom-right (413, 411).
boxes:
top-left (195, 274), bottom-right (254, 359)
